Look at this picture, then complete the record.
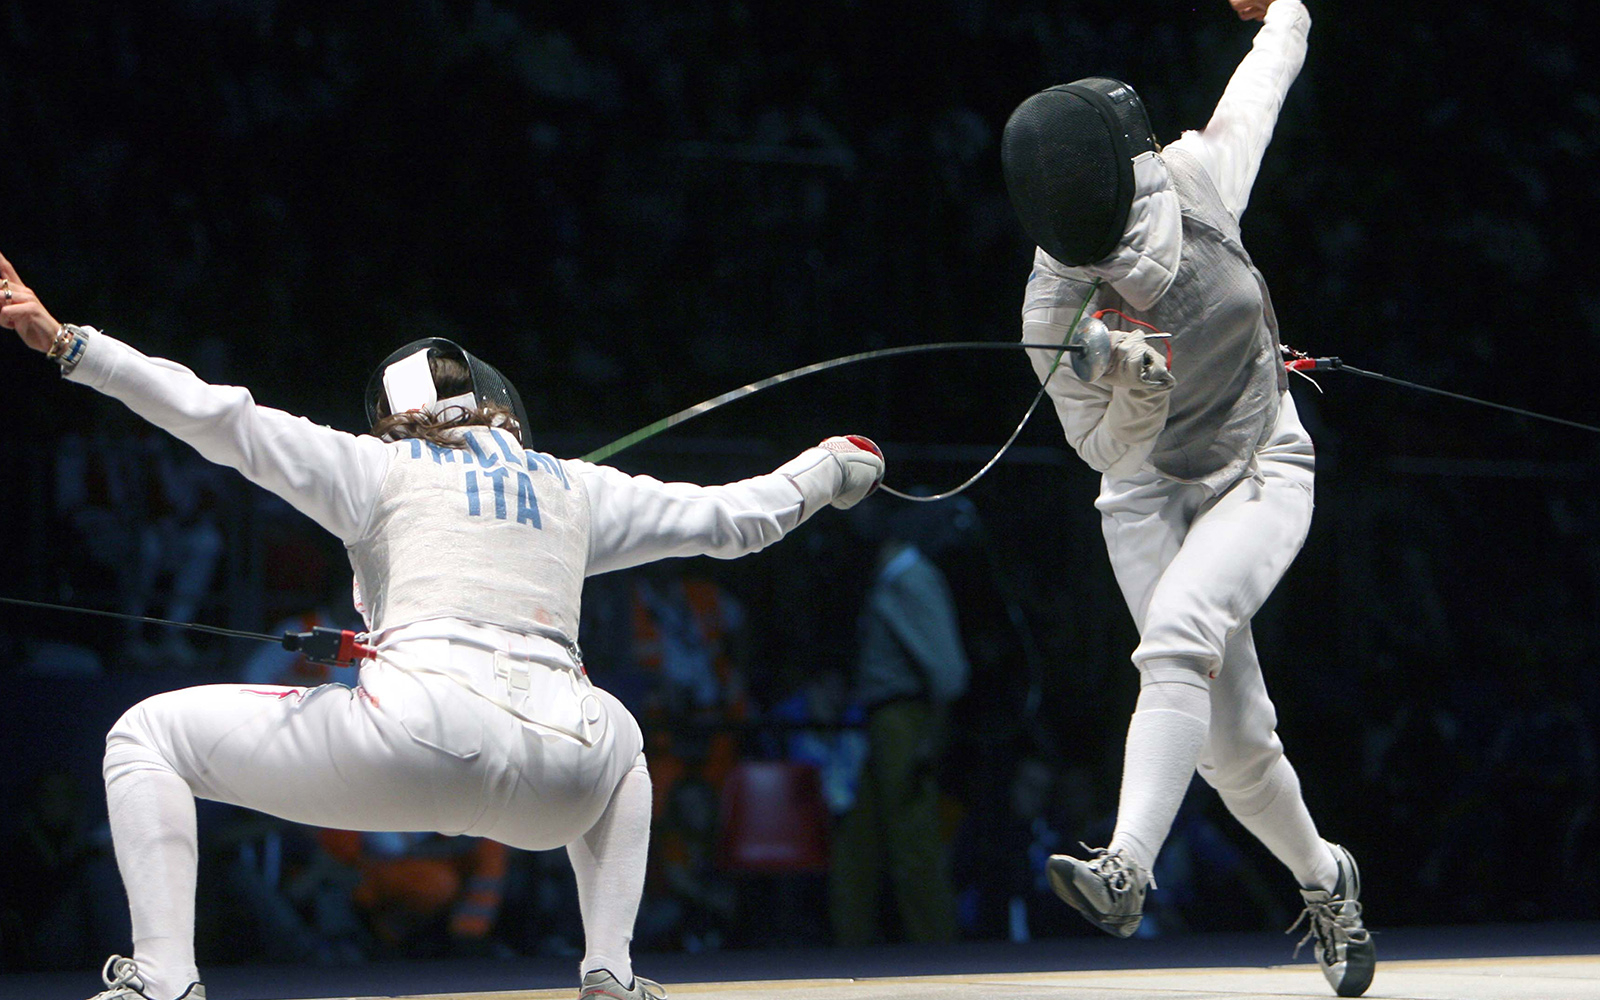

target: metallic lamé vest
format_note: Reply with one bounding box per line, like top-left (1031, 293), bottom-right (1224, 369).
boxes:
top-left (1100, 147), bottom-right (1287, 491)
top-left (347, 427), bottom-right (591, 639)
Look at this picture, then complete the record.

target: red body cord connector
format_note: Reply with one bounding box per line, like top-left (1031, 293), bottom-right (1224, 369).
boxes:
top-left (281, 627), bottom-right (376, 666)
top-left (1093, 308), bottom-right (1174, 369)
top-left (1285, 356), bottom-right (1342, 372)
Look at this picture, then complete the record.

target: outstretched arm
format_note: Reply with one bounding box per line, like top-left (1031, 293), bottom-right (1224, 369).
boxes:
top-left (1, 251), bottom-right (390, 543)
top-left (577, 436), bottom-right (884, 575)
top-left (1169, 0), bottom-right (1311, 220)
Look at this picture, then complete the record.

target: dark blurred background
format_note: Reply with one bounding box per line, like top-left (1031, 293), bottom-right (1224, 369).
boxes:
top-left (2, 0), bottom-right (1597, 979)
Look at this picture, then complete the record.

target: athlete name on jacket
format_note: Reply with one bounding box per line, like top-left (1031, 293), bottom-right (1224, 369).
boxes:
top-left (400, 430), bottom-right (571, 527)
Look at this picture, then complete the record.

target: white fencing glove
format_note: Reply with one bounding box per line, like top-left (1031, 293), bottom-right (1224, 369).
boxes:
top-left (819, 435), bottom-right (884, 508)
top-left (778, 435), bottom-right (885, 520)
top-left (1098, 329), bottom-right (1175, 391)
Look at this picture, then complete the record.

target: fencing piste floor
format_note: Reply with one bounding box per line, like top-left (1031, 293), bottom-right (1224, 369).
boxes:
top-left (4, 922), bottom-right (1596, 1000)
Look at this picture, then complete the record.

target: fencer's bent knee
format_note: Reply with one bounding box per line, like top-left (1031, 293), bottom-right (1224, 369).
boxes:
top-left (1197, 728), bottom-right (1284, 801)
top-left (1135, 654), bottom-right (1215, 689)
top-left (103, 695), bottom-right (180, 786)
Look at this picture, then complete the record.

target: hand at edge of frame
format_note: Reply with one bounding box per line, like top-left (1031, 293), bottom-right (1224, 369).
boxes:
top-left (1229, 0), bottom-right (1274, 22)
top-left (0, 251), bottom-right (64, 354)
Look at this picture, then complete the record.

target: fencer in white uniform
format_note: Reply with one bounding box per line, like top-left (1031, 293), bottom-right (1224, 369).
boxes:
top-left (1001, 1), bottom-right (1374, 996)
top-left (0, 252), bottom-right (885, 1000)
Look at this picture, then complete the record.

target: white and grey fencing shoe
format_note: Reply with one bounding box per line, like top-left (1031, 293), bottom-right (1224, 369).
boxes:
top-left (578, 969), bottom-right (667, 1000)
top-left (88, 956), bottom-right (205, 1000)
top-left (1290, 842), bottom-right (1376, 997)
top-left (1046, 845), bottom-right (1153, 939)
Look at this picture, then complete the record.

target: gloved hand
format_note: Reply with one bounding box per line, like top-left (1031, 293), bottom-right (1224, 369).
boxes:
top-left (1098, 329), bottom-right (1175, 391)
top-left (818, 435), bottom-right (884, 508)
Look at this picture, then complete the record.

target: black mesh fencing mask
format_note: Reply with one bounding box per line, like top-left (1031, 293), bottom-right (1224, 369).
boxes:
top-left (1002, 77), bottom-right (1157, 266)
top-left (364, 338), bottom-right (533, 447)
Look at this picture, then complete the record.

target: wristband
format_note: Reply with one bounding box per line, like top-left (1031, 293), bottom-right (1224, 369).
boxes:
top-left (47, 324), bottom-right (88, 374)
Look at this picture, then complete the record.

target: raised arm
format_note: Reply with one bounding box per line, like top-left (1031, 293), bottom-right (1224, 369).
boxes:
top-left (1169, 0), bottom-right (1311, 220)
top-left (1, 252), bottom-right (390, 543)
top-left (577, 436), bottom-right (884, 576)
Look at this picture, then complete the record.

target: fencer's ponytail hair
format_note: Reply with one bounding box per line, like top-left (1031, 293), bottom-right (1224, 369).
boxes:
top-left (369, 354), bottom-right (522, 447)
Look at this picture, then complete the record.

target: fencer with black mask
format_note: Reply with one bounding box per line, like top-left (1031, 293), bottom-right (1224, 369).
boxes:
top-left (1003, 2), bottom-right (1374, 996)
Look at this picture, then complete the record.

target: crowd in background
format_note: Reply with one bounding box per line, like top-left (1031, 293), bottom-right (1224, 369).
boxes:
top-left (3, 0), bottom-right (1599, 974)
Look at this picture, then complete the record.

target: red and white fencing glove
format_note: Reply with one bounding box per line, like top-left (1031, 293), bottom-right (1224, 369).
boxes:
top-left (778, 435), bottom-right (885, 519)
top-left (819, 435), bottom-right (884, 508)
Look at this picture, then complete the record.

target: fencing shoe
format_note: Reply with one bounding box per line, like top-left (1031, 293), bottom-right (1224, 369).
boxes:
top-left (1047, 846), bottom-right (1152, 938)
top-left (578, 969), bottom-right (667, 1000)
top-left (1290, 842), bottom-right (1375, 997)
top-left (88, 956), bottom-right (205, 1000)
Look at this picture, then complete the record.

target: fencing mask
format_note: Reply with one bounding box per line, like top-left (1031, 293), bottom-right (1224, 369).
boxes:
top-left (364, 338), bottom-right (532, 447)
top-left (1001, 77), bottom-right (1157, 266)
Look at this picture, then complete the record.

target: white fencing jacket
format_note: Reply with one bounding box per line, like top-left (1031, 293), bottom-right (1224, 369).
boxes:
top-left (66, 330), bottom-right (845, 654)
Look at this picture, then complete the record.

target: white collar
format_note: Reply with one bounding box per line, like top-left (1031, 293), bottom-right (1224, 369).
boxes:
top-left (1062, 151), bottom-right (1182, 310)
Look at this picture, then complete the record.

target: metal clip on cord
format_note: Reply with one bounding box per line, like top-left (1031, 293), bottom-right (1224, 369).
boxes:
top-left (280, 627), bottom-right (375, 667)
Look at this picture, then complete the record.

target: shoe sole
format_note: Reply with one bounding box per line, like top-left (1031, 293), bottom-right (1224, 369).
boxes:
top-left (1326, 843), bottom-right (1375, 998)
top-left (1334, 944), bottom-right (1377, 998)
top-left (1046, 856), bottom-right (1140, 939)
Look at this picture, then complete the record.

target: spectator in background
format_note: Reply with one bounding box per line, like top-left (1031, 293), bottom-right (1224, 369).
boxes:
top-left (770, 663), bottom-right (869, 820)
top-left (829, 501), bottom-right (971, 946)
top-left (636, 774), bottom-right (735, 955)
top-left (1143, 786), bottom-right (1291, 937)
top-left (317, 830), bottom-right (511, 957)
top-left (191, 807), bottom-right (366, 969)
top-left (985, 757), bottom-right (1079, 944)
top-left (627, 564), bottom-right (752, 820)
top-left (132, 431), bottom-right (225, 669)
top-left (619, 564), bottom-right (755, 953)
top-left (630, 563), bottom-right (750, 723)
top-left (53, 422), bottom-right (224, 670)
top-left (0, 770), bottom-right (127, 971)
top-left (1431, 657), bottom-right (1597, 921)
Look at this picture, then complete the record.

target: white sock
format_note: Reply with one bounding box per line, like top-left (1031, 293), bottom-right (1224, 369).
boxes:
top-left (105, 765), bottom-right (200, 1000)
top-left (1219, 755), bottom-right (1339, 892)
top-left (1107, 680), bottom-right (1210, 875)
top-left (569, 753), bottom-right (651, 986)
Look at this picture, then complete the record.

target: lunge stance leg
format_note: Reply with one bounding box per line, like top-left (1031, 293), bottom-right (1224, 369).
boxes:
top-left (98, 677), bottom-right (490, 1000)
top-left (103, 767), bottom-right (200, 1000)
top-left (568, 753), bottom-right (652, 988)
top-left (1201, 625), bottom-right (1337, 891)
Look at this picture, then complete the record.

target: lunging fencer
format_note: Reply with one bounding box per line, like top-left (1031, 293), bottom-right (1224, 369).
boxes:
top-left (0, 251), bottom-right (884, 1000)
top-left (1001, 0), bottom-right (1374, 995)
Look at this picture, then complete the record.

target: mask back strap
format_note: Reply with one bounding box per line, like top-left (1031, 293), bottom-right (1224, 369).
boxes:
top-left (382, 350), bottom-right (438, 414)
